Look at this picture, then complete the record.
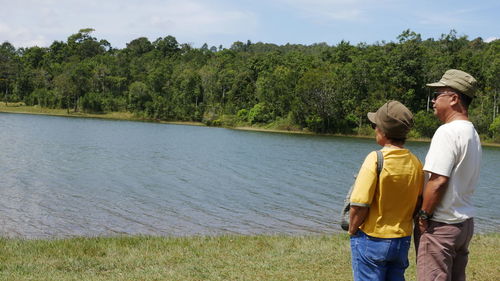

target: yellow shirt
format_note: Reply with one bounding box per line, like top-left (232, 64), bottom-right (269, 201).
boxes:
top-left (350, 148), bottom-right (424, 238)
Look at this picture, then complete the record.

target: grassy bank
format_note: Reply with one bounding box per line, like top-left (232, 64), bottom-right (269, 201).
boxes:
top-left (1, 103), bottom-right (499, 147)
top-left (0, 103), bottom-right (136, 120)
top-left (0, 234), bottom-right (498, 281)
top-left (0, 103), bottom-right (205, 127)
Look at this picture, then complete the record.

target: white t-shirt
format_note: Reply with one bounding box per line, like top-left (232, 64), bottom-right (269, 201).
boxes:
top-left (424, 120), bottom-right (482, 224)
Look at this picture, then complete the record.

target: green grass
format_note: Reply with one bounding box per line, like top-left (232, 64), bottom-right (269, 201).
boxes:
top-left (0, 234), bottom-right (498, 281)
top-left (0, 103), bottom-right (205, 127)
top-left (0, 103), bottom-right (137, 121)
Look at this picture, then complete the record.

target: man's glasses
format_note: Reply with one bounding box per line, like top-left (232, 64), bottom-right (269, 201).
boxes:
top-left (432, 91), bottom-right (455, 100)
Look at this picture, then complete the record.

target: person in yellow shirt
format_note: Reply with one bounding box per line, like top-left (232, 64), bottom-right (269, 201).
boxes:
top-left (349, 100), bottom-right (424, 281)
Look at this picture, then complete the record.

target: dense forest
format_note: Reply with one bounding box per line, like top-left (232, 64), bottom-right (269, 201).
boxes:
top-left (0, 28), bottom-right (499, 141)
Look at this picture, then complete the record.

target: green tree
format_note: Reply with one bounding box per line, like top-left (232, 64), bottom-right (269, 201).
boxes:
top-left (67, 28), bottom-right (109, 59)
top-left (153, 36), bottom-right (180, 57)
top-left (0, 42), bottom-right (18, 105)
top-left (256, 65), bottom-right (296, 119)
top-left (294, 68), bottom-right (345, 133)
top-left (489, 116), bottom-right (500, 142)
top-left (54, 72), bottom-right (76, 113)
top-left (126, 37), bottom-right (153, 56)
top-left (80, 92), bottom-right (104, 113)
top-left (248, 103), bottom-right (271, 124)
top-left (128, 81), bottom-right (151, 112)
top-left (411, 110), bottom-right (440, 138)
top-left (386, 30), bottom-right (426, 110)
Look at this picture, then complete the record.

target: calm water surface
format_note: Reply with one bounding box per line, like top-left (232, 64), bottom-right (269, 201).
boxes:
top-left (0, 113), bottom-right (498, 238)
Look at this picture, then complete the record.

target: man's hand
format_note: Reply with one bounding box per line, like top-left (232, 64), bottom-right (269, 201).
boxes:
top-left (421, 173), bottom-right (449, 218)
top-left (418, 218), bottom-right (428, 233)
top-left (349, 206), bottom-right (369, 236)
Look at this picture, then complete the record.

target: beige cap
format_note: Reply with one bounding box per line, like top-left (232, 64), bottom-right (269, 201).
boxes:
top-left (368, 100), bottom-right (414, 139)
top-left (426, 69), bottom-right (477, 97)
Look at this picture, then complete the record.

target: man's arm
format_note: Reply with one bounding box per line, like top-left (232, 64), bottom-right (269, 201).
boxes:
top-left (418, 172), bottom-right (449, 232)
top-left (348, 205), bottom-right (369, 236)
top-left (414, 195), bottom-right (423, 218)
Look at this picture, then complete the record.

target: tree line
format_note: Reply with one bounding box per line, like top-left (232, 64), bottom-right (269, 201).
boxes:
top-left (1, 28), bottom-right (499, 141)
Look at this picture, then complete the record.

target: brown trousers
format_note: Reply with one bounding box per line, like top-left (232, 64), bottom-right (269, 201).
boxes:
top-left (415, 218), bottom-right (474, 281)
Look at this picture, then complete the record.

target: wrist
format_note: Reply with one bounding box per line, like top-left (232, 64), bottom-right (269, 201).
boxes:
top-left (417, 209), bottom-right (433, 221)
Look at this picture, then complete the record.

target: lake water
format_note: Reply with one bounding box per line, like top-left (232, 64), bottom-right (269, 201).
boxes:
top-left (0, 113), bottom-right (498, 238)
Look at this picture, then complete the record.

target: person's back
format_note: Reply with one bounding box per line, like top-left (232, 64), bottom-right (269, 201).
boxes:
top-left (352, 148), bottom-right (423, 238)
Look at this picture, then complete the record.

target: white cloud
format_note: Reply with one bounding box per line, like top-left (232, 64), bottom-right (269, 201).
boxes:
top-left (485, 37), bottom-right (498, 43)
top-left (0, 0), bottom-right (258, 48)
top-left (322, 9), bottom-right (363, 21)
top-left (1, 0), bottom-right (497, 48)
top-left (145, 1), bottom-right (257, 36)
top-left (417, 10), bottom-right (467, 26)
top-left (0, 23), bottom-right (51, 47)
top-left (274, 0), bottom-right (374, 22)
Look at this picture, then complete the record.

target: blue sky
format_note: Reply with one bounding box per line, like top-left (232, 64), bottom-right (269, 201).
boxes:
top-left (1, 0), bottom-right (498, 49)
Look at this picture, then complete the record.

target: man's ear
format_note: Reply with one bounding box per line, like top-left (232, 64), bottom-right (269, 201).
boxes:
top-left (450, 93), bottom-right (461, 107)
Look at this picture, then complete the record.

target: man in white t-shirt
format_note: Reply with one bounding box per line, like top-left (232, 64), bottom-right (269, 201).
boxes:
top-left (416, 69), bottom-right (482, 281)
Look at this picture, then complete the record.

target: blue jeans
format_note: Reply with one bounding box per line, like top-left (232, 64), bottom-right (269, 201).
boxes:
top-left (350, 231), bottom-right (411, 281)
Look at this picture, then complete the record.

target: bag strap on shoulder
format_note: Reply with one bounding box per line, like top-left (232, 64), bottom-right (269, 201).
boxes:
top-left (376, 150), bottom-right (383, 177)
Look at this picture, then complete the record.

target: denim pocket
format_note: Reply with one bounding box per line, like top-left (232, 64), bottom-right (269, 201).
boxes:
top-left (362, 236), bottom-right (391, 264)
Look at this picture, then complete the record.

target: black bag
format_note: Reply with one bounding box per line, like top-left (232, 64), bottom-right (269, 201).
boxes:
top-left (340, 150), bottom-right (383, 231)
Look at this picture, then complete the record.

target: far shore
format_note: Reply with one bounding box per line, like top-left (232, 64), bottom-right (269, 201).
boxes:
top-left (1, 104), bottom-right (499, 147)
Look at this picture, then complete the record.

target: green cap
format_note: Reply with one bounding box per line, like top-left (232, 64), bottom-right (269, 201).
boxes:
top-left (426, 69), bottom-right (477, 97)
top-left (367, 100), bottom-right (414, 139)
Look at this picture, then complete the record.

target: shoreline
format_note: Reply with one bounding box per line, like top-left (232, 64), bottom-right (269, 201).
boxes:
top-left (1, 105), bottom-right (499, 147)
top-left (0, 104), bottom-right (206, 127)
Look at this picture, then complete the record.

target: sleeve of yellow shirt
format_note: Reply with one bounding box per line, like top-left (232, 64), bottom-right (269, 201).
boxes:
top-left (350, 151), bottom-right (378, 207)
top-left (415, 154), bottom-right (425, 197)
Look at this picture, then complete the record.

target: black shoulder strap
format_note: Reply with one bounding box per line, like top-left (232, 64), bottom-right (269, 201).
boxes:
top-left (376, 150), bottom-right (383, 177)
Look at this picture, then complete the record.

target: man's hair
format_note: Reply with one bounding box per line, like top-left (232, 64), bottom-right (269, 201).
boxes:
top-left (457, 92), bottom-right (472, 109)
top-left (387, 137), bottom-right (406, 145)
